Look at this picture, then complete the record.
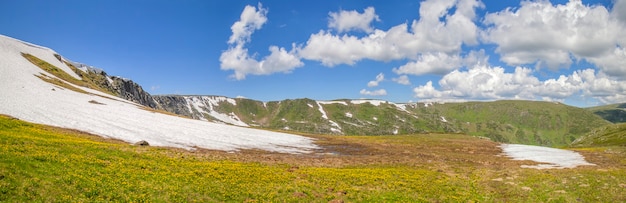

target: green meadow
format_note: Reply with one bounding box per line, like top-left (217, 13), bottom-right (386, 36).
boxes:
top-left (1, 115), bottom-right (625, 202)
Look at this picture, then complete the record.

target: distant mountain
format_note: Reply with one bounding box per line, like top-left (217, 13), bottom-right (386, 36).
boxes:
top-left (150, 95), bottom-right (610, 146)
top-left (415, 101), bottom-right (610, 146)
top-left (1, 34), bottom-right (611, 147)
top-left (587, 103), bottom-right (626, 123)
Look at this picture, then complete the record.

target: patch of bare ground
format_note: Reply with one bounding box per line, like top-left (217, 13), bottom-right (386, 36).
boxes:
top-left (572, 147), bottom-right (626, 168)
top-left (164, 133), bottom-right (522, 171)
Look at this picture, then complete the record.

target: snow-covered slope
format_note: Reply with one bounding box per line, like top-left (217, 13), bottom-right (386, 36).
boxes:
top-left (0, 35), bottom-right (318, 153)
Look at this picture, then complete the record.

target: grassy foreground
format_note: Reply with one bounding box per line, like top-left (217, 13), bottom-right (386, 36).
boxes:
top-left (0, 115), bottom-right (625, 202)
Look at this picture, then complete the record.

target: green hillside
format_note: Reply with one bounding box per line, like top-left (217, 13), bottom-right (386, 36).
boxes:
top-left (191, 99), bottom-right (611, 146)
top-left (408, 100), bottom-right (611, 146)
top-left (571, 123), bottom-right (626, 147)
top-left (587, 103), bottom-right (626, 123)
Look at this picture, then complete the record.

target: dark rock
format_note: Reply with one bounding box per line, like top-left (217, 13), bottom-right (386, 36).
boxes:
top-left (152, 95), bottom-right (194, 118)
top-left (110, 76), bottom-right (159, 109)
top-left (135, 140), bottom-right (149, 146)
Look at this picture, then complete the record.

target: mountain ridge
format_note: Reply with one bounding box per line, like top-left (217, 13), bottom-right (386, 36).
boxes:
top-left (63, 53), bottom-right (613, 146)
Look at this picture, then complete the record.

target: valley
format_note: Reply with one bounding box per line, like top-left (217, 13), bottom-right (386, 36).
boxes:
top-left (1, 34), bottom-right (625, 202)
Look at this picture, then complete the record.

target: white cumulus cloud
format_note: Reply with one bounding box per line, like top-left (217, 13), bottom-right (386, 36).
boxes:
top-left (392, 75), bottom-right (411, 85)
top-left (412, 63), bottom-right (626, 104)
top-left (367, 73), bottom-right (384, 87)
top-left (220, 4), bottom-right (303, 80)
top-left (228, 3), bottom-right (268, 45)
top-left (483, 0), bottom-right (624, 73)
top-left (329, 7), bottom-right (380, 33)
top-left (360, 89), bottom-right (387, 96)
top-left (393, 52), bottom-right (462, 76)
top-left (298, 0), bottom-right (484, 67)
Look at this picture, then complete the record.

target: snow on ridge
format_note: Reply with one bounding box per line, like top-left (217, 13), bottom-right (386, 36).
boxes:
top-left (317, 100), bottom-right (348, 105)
top-left (205, 95), bottom-right (237, 106)
top-left (316, 101), bottom-right (330, 120)
top-left (351, 99), bottom-right (386, 106)
top-left (316, 101), bottom-right (343, 134)
top-left (440, 116), bottom-right (448, 123)
top-left (0, 35), bottom-right (317, 154)
top-left (500, 144), bottom-right (595, 169)
top-left (393, 103), bottom-right (412, 113)
top-left (184, 96), bottom-right (247, 126)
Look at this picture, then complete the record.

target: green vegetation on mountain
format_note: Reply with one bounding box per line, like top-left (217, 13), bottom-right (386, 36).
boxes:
top-left (587, 103), bottom-right (626, 123)
top-left (1, 114), bottom-right (625, 202)
top-left (410, 101), bottom-right (611, 146)
top-left (177, 98), bottom-right (610, 147)
top-left (571, 123), bottom-right (626, 147)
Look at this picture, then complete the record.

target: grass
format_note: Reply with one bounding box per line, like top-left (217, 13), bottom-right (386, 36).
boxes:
top-left (1, 115), bottom-right (625, 202)
top-left (34, 73), bottom-right (90, 94)
top-left (571, 123), bottom-right (626, 147)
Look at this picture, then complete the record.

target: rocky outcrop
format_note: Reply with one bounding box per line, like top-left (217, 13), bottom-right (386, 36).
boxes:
top-left (152, 95), bottom-right (194, 118)
top-left (69, 61), bottom-right (159, 109)
top-left (109, 76), bottom-right (159, 109)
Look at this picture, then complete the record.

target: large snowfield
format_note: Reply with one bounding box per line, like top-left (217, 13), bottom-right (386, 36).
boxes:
top-left (0, 35), bottom-right (318, 153)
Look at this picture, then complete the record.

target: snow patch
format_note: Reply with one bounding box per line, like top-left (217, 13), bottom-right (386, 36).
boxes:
top-left (393, 103), bottom-right (411, 113)
top-left (345, 112), bottom-right (353, 118)
top-left (316, 102), bottom-right (329, 120)
top-left (500, 144), bottom-right (595, 169)
top-left (184, 96), bottom-right (247, 126)
top-left (307, 103), bottom-right (314, 108)
top-left (393, 128), bottom-right (399, 135)
top-left (316, 102), bottom-right (343, 134)
top-left (440, 116), bottom-right (448, 123)
top-left (372, 117), bottom-right (378, 121)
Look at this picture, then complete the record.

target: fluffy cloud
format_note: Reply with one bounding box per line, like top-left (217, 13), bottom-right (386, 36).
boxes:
top-left (360, 89), bottom-right (387, 96)
top-left (329, 7), bottom-right (380, 33)
top-left (585, 47), bottom-right (626, 78)
top-left (228, 3), bottom-right (268, 45)
top-left (220, 45), bottom-right (303, 80)
top-left (392, 75), bottom-right (411, 85)
top-left (393, 52), bottom-right (462, 76)
top-left (367, 73), bottom-right (384, 87)
top-left (298, 0), bottom-right (483, 67)
top-left (220, 4), bottom-right (303, 80)
top-left (413, 64), bottom-right (626, 104)
top-left (615, 0), bottom-right (626, 25)
top-left (483, 0), bottom-right (624, 73)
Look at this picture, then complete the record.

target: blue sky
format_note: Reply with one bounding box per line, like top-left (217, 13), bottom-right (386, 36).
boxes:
top-left (1, 0), bottom-right (624, 107)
